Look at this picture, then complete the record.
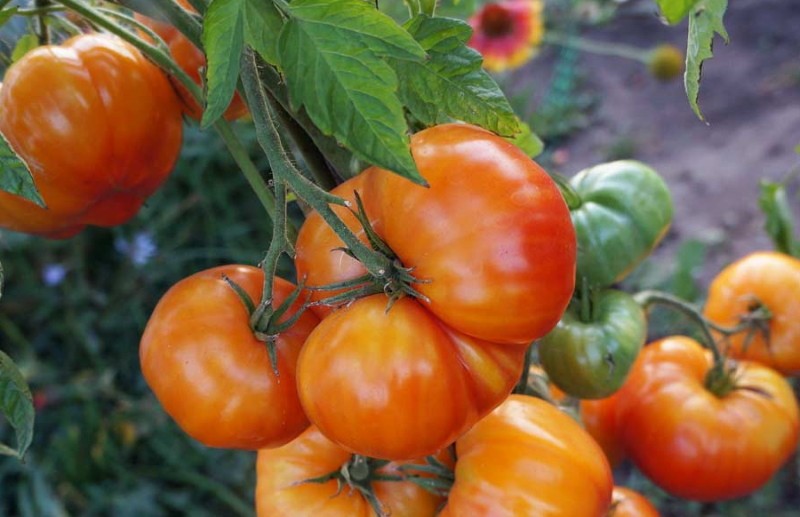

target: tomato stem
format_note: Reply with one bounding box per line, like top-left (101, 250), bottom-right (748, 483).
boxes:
top-left (34, 0), bottom-right (52, 45)
top-left (240, 48), bottom-right (396, 281)
top-left (543, 32), bottom-right (650, 63)
top-left (633, 290), bottom-right (723, 365)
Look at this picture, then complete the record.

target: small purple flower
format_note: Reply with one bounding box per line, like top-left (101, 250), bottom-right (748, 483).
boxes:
top-left (115, 231), bottom-right (157, 266)
top-left (42, 263), bottom-right (67, 286)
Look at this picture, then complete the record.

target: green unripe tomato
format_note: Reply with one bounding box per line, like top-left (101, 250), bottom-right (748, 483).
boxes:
top-left (570, 160), bottom-right (673, 288)
top-left (539, 289), bottom-right (646, 399)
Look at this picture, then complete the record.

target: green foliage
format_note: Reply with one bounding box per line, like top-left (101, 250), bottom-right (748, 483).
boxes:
top-left (685, 0), bottom-right (729, 121)
top-left (244, 0), bottom-right (282, 66)
top-left (10, 32), bottom-right (37, 63)
top-left (393, 15), bottom-right (522, 137)
top-left (0, 131), bottom-right (43, 207)
top-left (759, 180), bottom-right (800, 257)
top-left (277, 0), bottom-right (426, 183)
top-left (655, 0), bottom-right (703, 24)
top-left (201, 0), bottom-right (246, 127)
top-left (0, 350), bottom-right (34, 460)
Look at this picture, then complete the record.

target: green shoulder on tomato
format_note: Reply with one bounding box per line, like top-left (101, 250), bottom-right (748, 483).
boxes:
top-left (539, 289), bottom-right (646, 399)
top-left (569, 160), bottom-right (673, 288)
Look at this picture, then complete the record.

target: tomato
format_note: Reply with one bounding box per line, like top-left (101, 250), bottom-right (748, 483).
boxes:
top-left (570, 160), bottom-right (672, 288)
top-left (616, 336), bottom-right (799, 501)
top-left (294, 173), bottom-right (378, 319)
top-left (140, 265), bottom-right (318, 450)
top-left (439, 394), bottom-right (613, 516)
top-left (256, 426), bottom-right (447, 517)
top-left (136, 0), bottom-right (248, 121)
top-left (539, 289), bottom-right (646, 398)
top-left (297, 295), bottom-right (526, 460)
top-left (704, 251), bottom-right (800, 375)
top-left (0, 33), bottom-right (183, 238)
top-left (580, 393), bottom-right (626, 468)
top-left (610, 487), bottom-right (660, 517)
top-left (296, 123), bottom-right (576, 345)
top-left (368, 124), bottom-right (576, 344)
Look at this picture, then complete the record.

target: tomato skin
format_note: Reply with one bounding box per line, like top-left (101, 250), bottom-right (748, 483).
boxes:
top-left (140, 265), bottom-right (318, 450)
top-left (297, 295), bottom-right (526, 460)
top-left (570, 160), bottom-right (672, 288)
top-left (0, 33), bottom-right (183, 238)
top-left (136, 1), bottom-right (248, 121)
top-left (294, 174), bottom-right (376, 319)
top-left (580, 393), bottom-right (626, 468)
top-left (539, 289), bottom-right (646, 399)
top-left (367, 123), bottom-right (576, 344)
top-left (256, 426), bottom-right (446, 517)
top-left (610, 487), bottom-right (660, 517)
top-left (617, 336), bottom-right (800, 501)
top-left (439, 395), bottom-right (613, 517)
top-left (704, 251), bottom-right (800, 375)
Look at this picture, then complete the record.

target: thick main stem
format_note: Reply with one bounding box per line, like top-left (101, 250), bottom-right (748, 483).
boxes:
top-left (239, 48), bottom-right (392, 279)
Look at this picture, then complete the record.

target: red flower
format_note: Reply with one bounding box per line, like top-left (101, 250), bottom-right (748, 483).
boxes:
top-left (468, 0), bottom-right (545, 73)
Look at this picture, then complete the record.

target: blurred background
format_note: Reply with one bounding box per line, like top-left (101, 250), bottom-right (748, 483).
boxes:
top-left (0, 0), bottom-right (798, 515)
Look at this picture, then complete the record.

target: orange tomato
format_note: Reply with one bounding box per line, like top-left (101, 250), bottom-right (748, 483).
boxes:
top-left (439, 394), bottom-right (613, 516)
top-left (610, 487), bottom-right (660, 517)
top-left (704, 251), bottom-right (800, 375)
top-left (255, 426), bottom-right (447, 516)
top-left (297, 295), bottom-right (526, 460)
top-left (0, 33), bottom-right (183, 238)
top-left (140, 265), bottom-right (318, 449)
top-left (616, 336), bottom-right (799, 501)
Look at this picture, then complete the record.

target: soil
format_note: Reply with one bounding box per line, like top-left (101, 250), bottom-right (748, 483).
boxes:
top-left (511, 0), bottom-right (800, 290)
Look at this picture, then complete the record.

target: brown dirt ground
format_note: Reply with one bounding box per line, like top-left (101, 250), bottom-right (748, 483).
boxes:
top-left (512, 0), bottom-right (800, 291)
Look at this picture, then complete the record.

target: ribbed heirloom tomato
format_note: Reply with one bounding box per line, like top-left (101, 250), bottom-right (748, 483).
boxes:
top-left (256, 426), bottom-right (448, 517)
top-left (704, 251), bottom-right (800, 375)
top-left (0, 33), bottom-right (183, 238)
top-left (439, 395), bottom-right (613, 516)
top-left (135, 0), bottom-right (248, 121)
top-left (616, 336), bottom-right (799, 501)
top-left (140, 265), bottom-right (318, 450)
top-left (296, 123), bottom-right (577, 345)
top-left (297, 295), bottom-right (526, 460)
top-left (610, 487), bottom-right (660, 517)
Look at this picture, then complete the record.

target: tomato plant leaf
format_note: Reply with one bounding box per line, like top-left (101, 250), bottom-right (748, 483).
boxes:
top-left (505, 120), bottom-right (544, 157)
top-left (392, 15), bottom-right (522, 137)
top-left (0, 7), bottom-right (18, 28)
top-left (200, 0), bottom-right (245, 128)
top-left (278, 0), bottom-right (427, 183)
top-left (0, 131), bottom-right (44, 207)
top-left (244, 0), bottom-right (282, 66)
top-left (655, 0), bottom-right (703, 24)
top-left (0, 350), bottom-right (34, 460)
top-left (685, 0), bottom-right (729, 121)
top-left (11, 33), bottom-right (38, 63)
top-left (759, 180), bottom-right (800, 257)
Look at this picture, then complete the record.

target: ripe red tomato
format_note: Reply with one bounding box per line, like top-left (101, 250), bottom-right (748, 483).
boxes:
top-left (256, 426), bottom-right (448, 517)
top-left (0, 33), bottom-right (183, 238)
top-left (297, 295), bottom-right (526, 460)
top-left (439, 394), bottom-right (613, 516)
top-left (136, 0), bottom-right (248, 121)
top-left (140, 265), bottom-right (318, 450)
top-left (610, 487), bottom-right (660, 517)
top-left (295, 123), bottom-right (576, 345)
top-left (616, 336), bottom-right (799, 501)
top-left (704, 251), bottom-right (800, 375)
